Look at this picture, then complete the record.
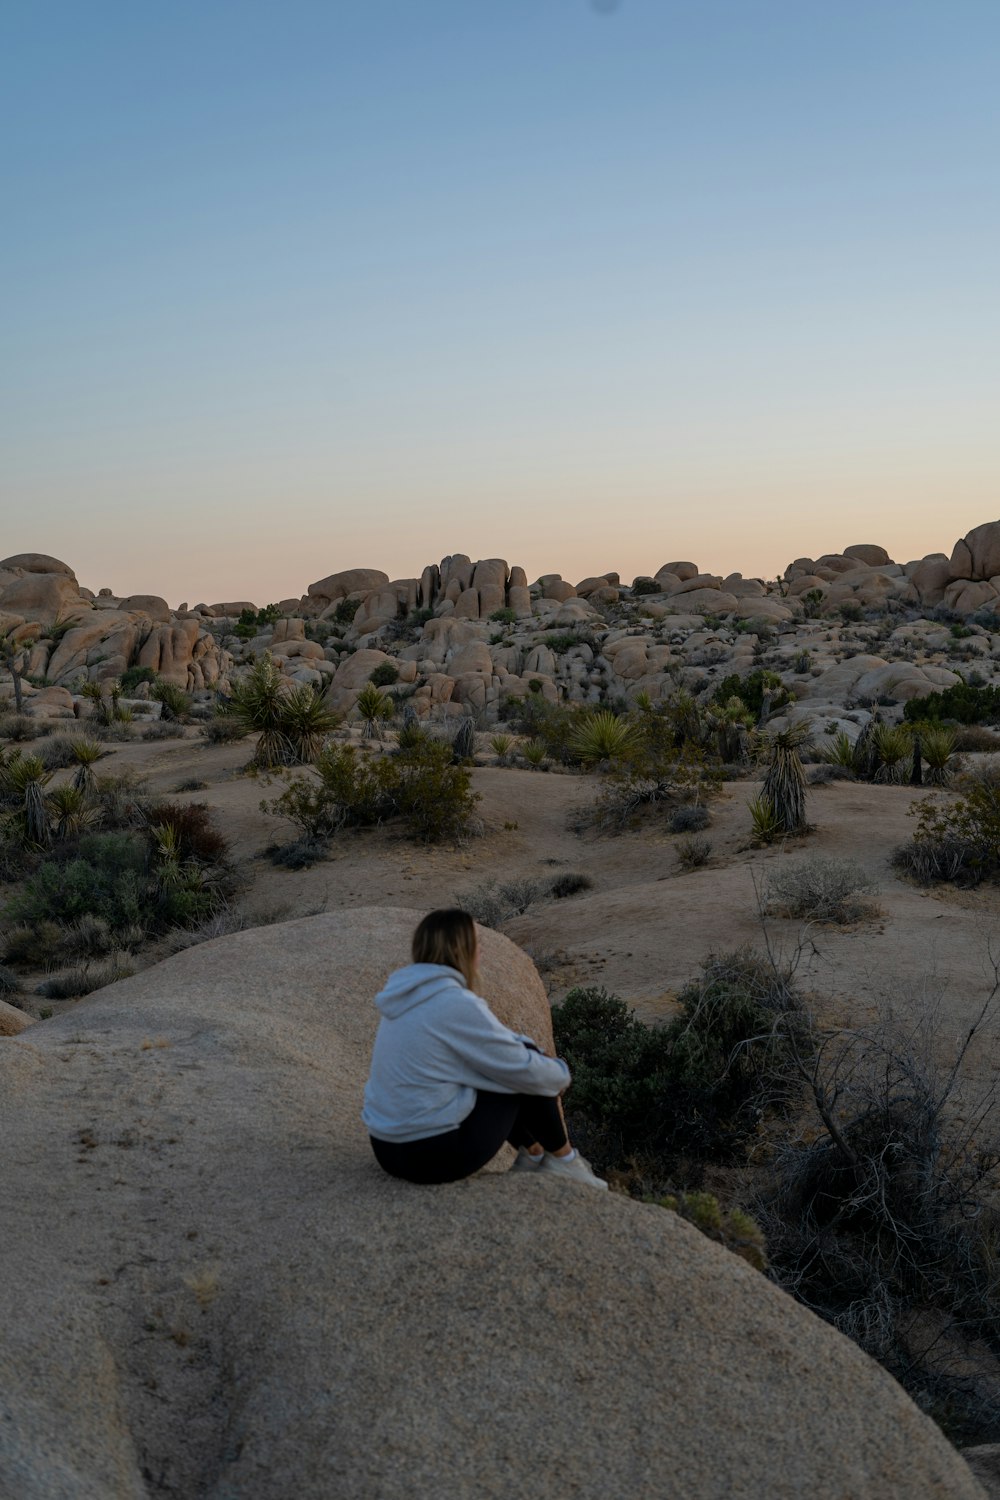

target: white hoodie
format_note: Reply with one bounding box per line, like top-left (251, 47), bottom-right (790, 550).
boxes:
top-left (361, 963), bottom-right (571, 1143)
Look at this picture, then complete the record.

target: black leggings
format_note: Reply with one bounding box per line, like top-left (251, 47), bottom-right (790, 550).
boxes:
top-left (370, 1090), bottom-right (568, 1185)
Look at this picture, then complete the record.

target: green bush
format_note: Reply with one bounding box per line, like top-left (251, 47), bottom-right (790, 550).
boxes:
top-left (119, 666), bottom-right (156, 694)
top-left (712, 669), bottom-right (791, 720)
top-left (652, 1190), bottom-right (767, 1272)
top-left (331, 598), bottom-right (359, 625)
top-left (5, 833), bottom-right (150, 936)
top-left (151, 680), bottom-right (191, 721)
top-left (894, 782), bottom-right (1000, 884)
top-left (368, 662), bottom-right (400, 687)
top-left (488, 607), bottom-right (517, 624)
top-left (632, 578), bottom-right (660, 595)
top-left (903, 681), bottom-right (1000, 726)
top-left (264, 738), bottom-right (479, 845)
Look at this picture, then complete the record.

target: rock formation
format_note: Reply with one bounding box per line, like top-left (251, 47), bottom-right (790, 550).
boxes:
top-left (0, 910), bottom-right (986, 1499)
top-left (3, 522), bottom-right (1000, 730)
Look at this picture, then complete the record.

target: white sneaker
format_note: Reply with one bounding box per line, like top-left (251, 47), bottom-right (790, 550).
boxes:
top-left (510, 1147), bottom-right (545, 1173)
top-left (540, 1151), bottom-right (608, 1190)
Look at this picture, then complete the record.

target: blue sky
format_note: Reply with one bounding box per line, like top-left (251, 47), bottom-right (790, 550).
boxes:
top-left (2, 1), bottom-right (998, 603)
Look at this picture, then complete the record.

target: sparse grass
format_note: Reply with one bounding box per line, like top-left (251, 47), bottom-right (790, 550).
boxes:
top-left (669, 804), bottom-right (710, 834)
top-left (36, 952), bottom-right (135, 999)
top-left (676, 835), bottom-right (712, 869)
top-left (548, 871), bottom-right (593, 899)
top-left (765, 857), bottom-right (880, 923)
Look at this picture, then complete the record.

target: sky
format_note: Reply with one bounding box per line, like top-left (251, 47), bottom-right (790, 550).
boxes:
top-left (2, 0), bottom-right (999, 606)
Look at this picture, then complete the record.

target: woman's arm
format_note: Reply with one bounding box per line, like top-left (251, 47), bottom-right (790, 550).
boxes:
top-left (442, 993), bottom-right (570, 1096)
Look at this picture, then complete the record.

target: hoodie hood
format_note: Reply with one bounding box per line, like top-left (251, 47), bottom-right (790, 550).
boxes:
top-left (374, 963), bottom-right (466, 1020)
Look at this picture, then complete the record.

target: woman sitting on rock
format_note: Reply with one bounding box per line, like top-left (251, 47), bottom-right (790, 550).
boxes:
top-left (362, 908), bottom-right (607, 1190)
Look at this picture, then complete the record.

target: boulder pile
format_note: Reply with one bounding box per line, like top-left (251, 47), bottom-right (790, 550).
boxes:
top-left (4, 521), bottom-right (1000, 730)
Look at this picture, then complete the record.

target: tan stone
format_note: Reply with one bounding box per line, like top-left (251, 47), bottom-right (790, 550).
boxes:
top-left (543, 581), bottom-right (576, 603)
top-left (844, 544), bottom-right (892, 567)
top-left (950, 521), bottom-right (1000, 582)
top-left (136, 620), bottom-right (202, 686)
top-left (0, 999), bottom-right (34, 1035)
top-left (0, 552), bottom-right (76, 577)
top-left (507, 585), bottom-right (533, 618)
top-left (787, 575), bottom-right (829, 597)
top-left (307, 569), bottom-right (389, 604)
top-left (207, 601), bottom-right (257, 617)
top-left (672, 574), bottom-right (722, 596)
top-left (452, 587), bottom-right (482, 620)
top-left (120, 595), bottom-right (171, 622)
top-left (447, 642), bottom-right (493, 678)
top-left (0, 573), bottom-right (86, 624)
top-left (508, 566), bottom-right (528, 589)
top-left (477, 584), bottom-right (506, 617)
top-left (272, 619), bottom-right (306, 643)
top-left (472, 559), bottom-right (509, 592)
top-left (664, 589), bottom-right (739, 614)
top-left (331, 650), bottom-right (394, 691)
top-left (439, 554), bottom-right (474, 593)
top-left (656, 561), bottom-right (699, 582)
top-left (0, 911), bottom-right (981, 1500)
top-left (943, 579), bottom-right (999, 615)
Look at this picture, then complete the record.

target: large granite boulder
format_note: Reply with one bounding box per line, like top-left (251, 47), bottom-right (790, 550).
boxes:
top-left (0, 911), bottom-right (986, 1499)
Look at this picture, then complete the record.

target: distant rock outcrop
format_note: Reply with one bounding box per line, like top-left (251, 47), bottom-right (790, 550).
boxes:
top-left (0, 910), bottom-right (986, 1499)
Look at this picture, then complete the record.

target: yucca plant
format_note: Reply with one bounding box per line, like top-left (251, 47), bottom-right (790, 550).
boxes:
top-left (151, 679), bottom-right (191, 722)
top-left (228, 654), bottom-right (295, 767)
top-left (522, 738), bottom-right (548, 769)
top-left (281, 683), bottom-right (340, 763)
top-left (49, 783), bottom-right (95, 840)
top-left (489, 733), bottom-right (514, 764)
top-left (819, 731), bottom-right (857, 769)
top-left (355, 682), bottom-right (394, 742)
top-left (5, 753), bottom-right (53, 846)
top-left (871, 723), bottom-right (911, 783)
top-left (71, 738), bottom-right (106, 793)
top-left (710, 697), bottom-right (754, 763)
top-left (851, 707), bottom-right (882, 781)
top-left (921, 725), bottom-right (957, 786)
top-left (452, 717), bottom-right (476, 763)
top-left (748, 794), bottom-right (784, 845)
top-left (760, 724), bottom-right (809, 835)
top-left (568, 709), bottom-right (641, 764)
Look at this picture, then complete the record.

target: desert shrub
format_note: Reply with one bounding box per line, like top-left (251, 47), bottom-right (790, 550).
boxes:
top-left (806, 763), bottom-right (858, 785)
top-left (904, 681), bottom-right (1000, 726)
top-left (544, 632), bottom-right (583, 654)
top-left (460, 877), bottom-right (542, 928)
top-left (203, 714), bottom-right (250, 745)
top-left (0, 714), bottom-right (50, 742)
top-left (676, 835), bottom-right (711, 870)
top-left (267, 836), bottom-right (331, 869)
top-left (894, 782), bottom-right (1000, 885)
top-left (92, 770), bottom-right (150, 831)
top-left (1, 920), bottom-right (63, 967)
top-left (368, 662), bottom-right (399, 688)
top-left (140, 720), bottom-right (186, 741)
top-left (0, 964), bottom-right (19, 995)
top-left (748, 793), bottom-right (784, 845)
top-left (669, 804), bottom-right (710, 834)
top-left (553, 952), bottom-right (809, 1175)
top-left (58, 912), bottom-right (119, 959)
top-left (146, 802), bottom-right (230, 865)
top-left (330, 598), bottom-right (359, 625)
top-left (712, 669), bottom-right (791, 722)
top-left (953, 725), bottom-right (1000, 753)
top-left (919, 725), bottom-right (957, 785)
top-left (632, 577), bottom-right (660, 595)
top-left (264, 738), bottom-right (479, 845)
top-left (5, 832), bottom-right (150, 936)
top-left (758, 1001), bottom-right (1000, 1446)
top-left (551, 987), bottom-right (677, 1167)
top-left (548, 871), bottom-right (592, 898)
top-left (766, 857), bottom-right (879, 923)
top-left (489, 607), bottom-right (517, 623)
top-left (870, 723), bottom-right (911, 782)
top-left (393, 737), bottom-right (480, 842)
top-left (91, 720), bottom-right (134, 743)
top-left (36, 952), bottom-right (135, 1000)
top-left (653, 1191), bottom-right (767, 1272)
top-left (229, 655), bottom-right (338, 766)
top-left (38, 737), bottom-right (93, 771)
top-left (119, 666), bottom-right (156, 694)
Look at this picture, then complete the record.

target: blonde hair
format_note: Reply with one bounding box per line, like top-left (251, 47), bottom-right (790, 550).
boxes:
top-left (412, 908), bottom-right (479, 990)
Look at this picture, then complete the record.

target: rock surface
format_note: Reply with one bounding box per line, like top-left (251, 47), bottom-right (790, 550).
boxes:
top-left (0, 910), bottom-right (985, 1500)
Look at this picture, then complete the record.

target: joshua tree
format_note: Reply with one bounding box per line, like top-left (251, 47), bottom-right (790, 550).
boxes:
top-left (0, 626), bottom-right (35, 715)
top-left (760, 724), bottom-right (809, 835)
top-left (70, 739), bottom-right (106, 793)
top-left (3, 753), bottom-right (53, 847)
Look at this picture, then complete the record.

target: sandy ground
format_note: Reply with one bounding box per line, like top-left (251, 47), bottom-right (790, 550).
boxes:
top-left (5, 729), bottom-right (1000, 1097)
